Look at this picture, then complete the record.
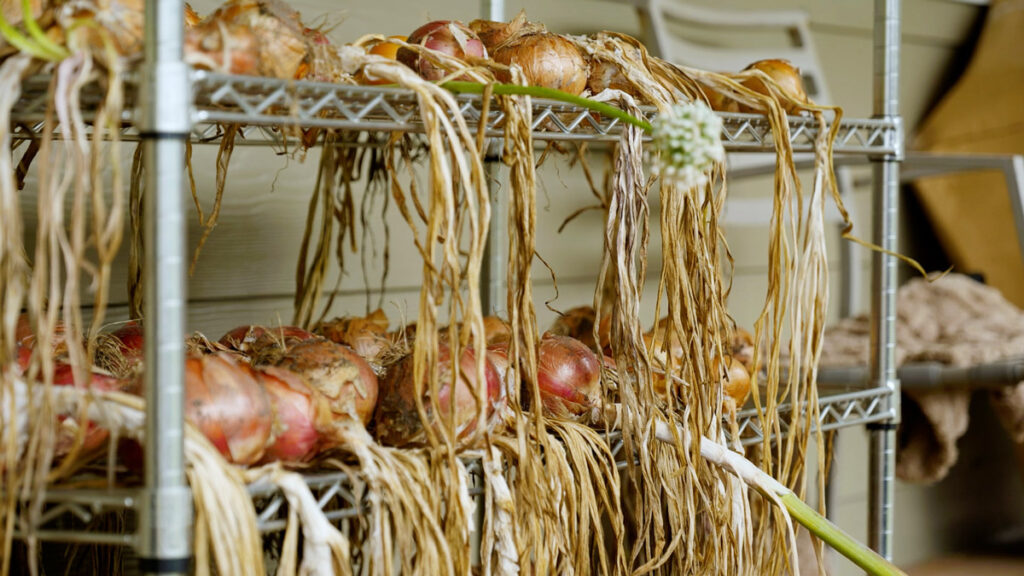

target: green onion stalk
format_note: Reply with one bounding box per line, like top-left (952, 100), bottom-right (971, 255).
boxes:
top-left (444, 80), bottom-right (906, 576)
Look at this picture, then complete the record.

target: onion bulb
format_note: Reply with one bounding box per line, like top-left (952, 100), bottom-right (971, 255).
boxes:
top-left (587, 46), bottom-right (643, 98)
top-left (739, 59), bottom-right (808, 114)
top-left (185, 353), bottom-right (274, 466)
top-left (731, 326), bottom-right (755, 375)
top-left (218, 325), bottom-right (316, 363)
top-left (316, 309), bottom-right (391, 363)
top-left (397, 20), bottom-right (486, 81)
top-left (185, 0), bottom-right (307, 79)
top-left (713, 355), bottom-right (751, 408)
top-left (52, 364), bottom-right (128, 457)
top-left (257, 365), bottom-right (330, 463)
top-left (548, 306), bottom-right (610, 354)
top-left (536, 333), bottom-right (601, 418)
top-left (375, 342), bottom-right (501, 447)
top-left (95, 321), bottom-right (145, 378)
top-left (493, 33), bottom-right (588, 95)
top-left (272, 340), bottom-right (378, 426)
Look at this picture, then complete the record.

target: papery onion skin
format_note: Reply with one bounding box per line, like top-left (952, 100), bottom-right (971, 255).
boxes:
top-left (714, 355), bottom-right (752, 408)
top-left (218, 325), bottom-right (316, 362)
top-left (739, 59), bottom-right (808, 114)
top-left (493, 33), bottom-right (588, 95)
top-left (548, 306), bottom-right (610, 354)
top-left (316, 309), bottom-right (391, 363)
top-left (257, 365), bottom-right (329, 463)
top-left (52, 364), bottom-right (129, 456)
top-left (397, 20), bottom-right (486, 81)
top-left (374, 343), bottom-right (501, 447)
top-left (273, 340), bottom-right (378, 426)
top-left (536, 333), bottom-right (602, 418)
top-left (185, 353), bottom-right (274, 466)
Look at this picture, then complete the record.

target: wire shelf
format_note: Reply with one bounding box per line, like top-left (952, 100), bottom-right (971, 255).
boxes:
top-left (9, 70), bottom-right (898, 155)
top-left (10, 385), bottom-right (892, 547)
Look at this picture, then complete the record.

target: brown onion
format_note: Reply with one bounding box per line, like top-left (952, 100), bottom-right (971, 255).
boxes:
top-left (257, 365), bottom-right (330, 463)
top-left (714, 355), bottom-right (751, 408)
top-left (731, 326), bottom-right (755, 375)
top-left (375, 343), bottom-right (501, 447)
top-left (493, 33), bottom-right (587, 95)
top-left (185, 3), bottom-right (201, 28)
top-left (739, 59), bottom-right (808, 114)
top-left (536, 333), bottom-right (601, 418)
top-left (185, 353), bottom-right (274, 466)
top-left (587, 46), bottom-right (643, 98)
top-left (185, 0), bottom-right (307, 79)
top-left (316, 309), bottom-right (391, 363)
top-left (273, 340), bottom-right (378, 426)
top-left (398, 20), bottom-right (486, 81)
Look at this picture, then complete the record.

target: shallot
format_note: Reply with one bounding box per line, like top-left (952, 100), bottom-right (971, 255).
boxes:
top-left (272, 339), bottom-right (378, 426)
top-left (374, 342), bottom-right (501, 446)
top-left (397, 20), bottom-right (486, 81)
top-left (535, 333), bottom-right (601, 418)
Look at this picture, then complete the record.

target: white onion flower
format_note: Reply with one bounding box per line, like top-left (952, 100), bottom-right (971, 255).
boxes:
top-left (651, 101), bottom-right (725, 188)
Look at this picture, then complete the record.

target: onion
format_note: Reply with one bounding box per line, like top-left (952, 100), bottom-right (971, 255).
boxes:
top-left (375, 342), bottom-right (501, 447)
top-left (731, 326), bottom-right (755, 374)
top-left (714, 355), bottom-right (751, 408)
top-left (257, 365), bottom-right (330, 463)
top-left (536, 333), bottom-right (601, 418)
top-left (587, 45), bottom-right (643, 98)
top-left (482, 316), bottom-right (512, 347)
top-left (218, 325), bottom-right (316, 363)
top-left (644, 320), bottom-right (684, 396)
top-left (548, 306), bottom-right (610, 354)
top-left (397, 20), bottom-right (486, 81)
top-left (493, 33), bottom-right (588, 95)
top-left (316, 309), bottom-right (391, 363)
top-left (184, 0), bottom-right (307, 79)
top-left (52, 364), bottom-right (128, 456)
top-left (272, 340), bottom-right (378, 426)
top-left (739, 59), bottom-right (808, 114)
top-left (95, 321), bottom-right (145, 378)
top-left (185, 353), bottom-right (274, 466)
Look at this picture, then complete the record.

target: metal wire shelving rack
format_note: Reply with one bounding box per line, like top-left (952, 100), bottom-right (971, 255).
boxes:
top-left (7, 0), bottom-right (907, 572)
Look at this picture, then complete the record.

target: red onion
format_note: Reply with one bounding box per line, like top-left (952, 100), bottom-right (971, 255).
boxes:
top-left (185, 353), bottom-right (274, 466)
top-left (375, 342), bottom-right (501, 447)
top-left (218, 325), bottom-right (316, 363)
top-left (95, 321), bottom-right (145, 378)
top-left (398, 20), bottom-right (486, 81)
top-left (52, 364), bottom-right (127, 456)
top-left (257, 365), bottom-right (329, 463)
top-left (536, 333), bottom-right (601, 418)
top-left (272, 340), bottom-right (378, 426)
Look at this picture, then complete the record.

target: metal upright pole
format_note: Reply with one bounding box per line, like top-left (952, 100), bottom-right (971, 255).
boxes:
top-left (137, 1), bottom-right (192, 574)
top-left (480, 0), bottom-right (507, 317)
top-left (868, 0), bottom-right (903, 562)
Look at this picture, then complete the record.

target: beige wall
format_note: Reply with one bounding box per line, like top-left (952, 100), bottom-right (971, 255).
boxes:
top-left (22, 0), bottom-right (998, 572)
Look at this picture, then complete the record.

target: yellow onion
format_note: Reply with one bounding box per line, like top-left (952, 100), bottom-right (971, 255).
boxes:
top-left (731, 326), bottom-right (755, 375)
top-left (714, 355), bottom-right (751, 408)
top-left (536, 333), bottom-right (601, 418)
top-left (185, 353), bottom-right (274, 466)
top-left (739, 59), bottom-right (808, 114)
top-left (184, 0), bottom-right (307, 79)
top-left (375, 342), bottom-right (501, 447)
top-left (493, 33), bottom-right (588, 95)
top-left (272, 339), bottom-right (378, 426)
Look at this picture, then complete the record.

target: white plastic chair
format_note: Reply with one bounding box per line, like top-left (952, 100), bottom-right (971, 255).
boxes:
top-left (620, 0), bottom-right (862, 316)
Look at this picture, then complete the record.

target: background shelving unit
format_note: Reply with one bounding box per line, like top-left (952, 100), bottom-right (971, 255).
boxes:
top-left (8, 0), bottom-right (905, 571)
